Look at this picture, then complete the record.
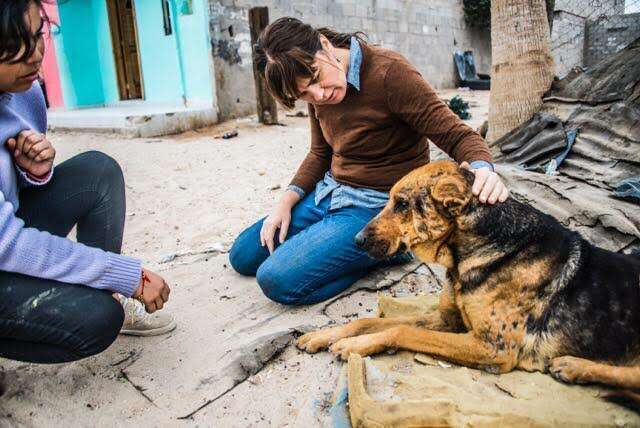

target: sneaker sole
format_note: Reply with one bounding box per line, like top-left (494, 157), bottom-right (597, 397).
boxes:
top-left (120, 320), bottom-right (177, 337)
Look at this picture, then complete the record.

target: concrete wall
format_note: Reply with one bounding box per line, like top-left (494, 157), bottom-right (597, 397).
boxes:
top-left (208, 0), bottom-right (491, 120)
top-left (551, 11), bottom-right (587, 77)
top-left (554, 0), bottom-right (625, 17)
top-left (584, 12), bottom-right (640, 66)
top-left (551, 0), bottom-right (631, 76)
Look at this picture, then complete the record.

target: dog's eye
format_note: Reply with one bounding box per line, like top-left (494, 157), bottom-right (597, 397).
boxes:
top-left (394, 199), bottom-right (409, 213)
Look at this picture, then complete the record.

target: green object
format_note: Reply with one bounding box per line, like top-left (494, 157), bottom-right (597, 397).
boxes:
top-left (179, 0), bottom-right (193, 15)
top-left (448, 95), bottom-right (471, 120)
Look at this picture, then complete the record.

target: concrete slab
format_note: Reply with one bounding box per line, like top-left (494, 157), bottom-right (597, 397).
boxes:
top-left (48, 101), bottom-right (218, 138)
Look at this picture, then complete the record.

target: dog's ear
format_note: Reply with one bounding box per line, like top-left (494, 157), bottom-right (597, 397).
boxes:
top-left (411, 185), bottom-right (449, 241)
top-left (431, 174), bottom-right (471, 217)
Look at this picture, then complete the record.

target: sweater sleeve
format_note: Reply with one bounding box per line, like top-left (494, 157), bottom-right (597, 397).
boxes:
top-left (384, 61), bottom-right (493, 164)
top-left (0, 190), bottom-right (141, 296)
top-left (16, 164), bottom-right (54, 188)
top-left (289, 104), bottom-right (333, 194)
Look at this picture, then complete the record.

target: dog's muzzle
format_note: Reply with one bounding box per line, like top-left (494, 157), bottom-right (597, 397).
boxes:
top-left (354, 231), bottom-right (367, 249)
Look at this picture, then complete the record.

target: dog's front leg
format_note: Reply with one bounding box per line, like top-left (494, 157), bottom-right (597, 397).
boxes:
top-left (297, 312), bottom-right (450, 354)
top-left (330, 327), bottom-right (517, 373)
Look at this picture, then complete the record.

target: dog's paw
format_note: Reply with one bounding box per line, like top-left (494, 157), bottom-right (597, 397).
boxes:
top-left (329, 333), bottom-right (390, 361)
top-left (549, 356), bottom-right (592, 384)
top-left (296, 327), bottom-right (345, 353)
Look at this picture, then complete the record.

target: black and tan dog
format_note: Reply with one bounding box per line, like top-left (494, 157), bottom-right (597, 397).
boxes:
top-left (297, 160), bottom-right (640, 393)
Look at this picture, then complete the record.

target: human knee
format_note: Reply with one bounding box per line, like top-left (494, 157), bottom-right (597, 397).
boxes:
top-left (229, 240), bottom-right (256, 276)
top-left (76, 294), bottom-right (124, 358)
top-left (229, 223), bottom-right (265, 276)
top-left (82, 151), bottom-right (125, 191)
top-left (256, 263), bottom-right (301, 305)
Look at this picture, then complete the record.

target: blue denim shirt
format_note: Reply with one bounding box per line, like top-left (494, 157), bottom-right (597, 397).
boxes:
top-left (291, 37), bottom-right (493, 210)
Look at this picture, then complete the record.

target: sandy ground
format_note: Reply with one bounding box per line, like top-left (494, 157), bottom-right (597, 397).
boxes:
top-left (0, 90), bottom-right (490, 427)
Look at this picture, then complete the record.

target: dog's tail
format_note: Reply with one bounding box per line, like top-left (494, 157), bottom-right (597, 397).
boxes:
top-left (604, 390), bottom-right (640, 414)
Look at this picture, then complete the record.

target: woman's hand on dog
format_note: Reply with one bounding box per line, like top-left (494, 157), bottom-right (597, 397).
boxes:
top-left (461, 162), bottom-right (509, 204)
top-left (261, 190), bottom-right (301, 254)
top-left (133, 268), bottom-right (171, 313)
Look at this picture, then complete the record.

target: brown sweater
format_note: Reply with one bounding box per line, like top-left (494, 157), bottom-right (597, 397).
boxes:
top-left (290, 43), bottom-right (493, 193)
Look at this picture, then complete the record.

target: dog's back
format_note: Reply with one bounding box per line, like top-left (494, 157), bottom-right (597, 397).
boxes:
top-left (469, 198), bottom-right (640, 364)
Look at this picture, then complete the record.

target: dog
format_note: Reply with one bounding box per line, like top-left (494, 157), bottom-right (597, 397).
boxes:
top-left (297, 160), bottom-right (640, 395)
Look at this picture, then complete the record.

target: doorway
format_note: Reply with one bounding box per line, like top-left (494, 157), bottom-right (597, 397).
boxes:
top-left (107, 0), bottom-right (143, 100)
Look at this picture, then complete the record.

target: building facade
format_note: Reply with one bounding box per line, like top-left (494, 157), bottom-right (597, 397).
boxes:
top-left (41, 0), bottom-right (217, 136)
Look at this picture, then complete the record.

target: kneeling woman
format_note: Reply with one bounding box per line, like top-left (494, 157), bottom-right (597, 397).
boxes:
top-left (0, 0), bottom-right (174, 365)
top-left (230, 17), bottom-right (509, 305)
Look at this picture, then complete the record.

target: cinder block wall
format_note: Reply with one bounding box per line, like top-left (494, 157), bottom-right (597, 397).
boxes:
top-left (584, 12), bottom-right (640, 66)
top-left (208, 0), bottom-right (491, 120)
top-left (551, 11), bottom-right (587, 77)
top-left (553, 0), bottom-right (625, 18)
top-left (550, 0), bottom-right (628, 76)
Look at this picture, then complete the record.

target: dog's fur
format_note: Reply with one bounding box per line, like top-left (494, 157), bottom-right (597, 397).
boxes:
top-left (297, 160), bottom-right (640, 392)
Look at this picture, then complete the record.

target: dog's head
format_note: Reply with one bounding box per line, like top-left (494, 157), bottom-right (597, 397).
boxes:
top-left (355, 161), bottom-right (474, 264)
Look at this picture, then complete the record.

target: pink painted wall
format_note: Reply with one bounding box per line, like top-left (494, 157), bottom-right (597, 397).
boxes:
top-left (41, 3), bottom-right (64, 109)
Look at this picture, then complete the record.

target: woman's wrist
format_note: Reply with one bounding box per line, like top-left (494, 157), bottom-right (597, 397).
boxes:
top-left (281, 189), bottom-right (301, 208)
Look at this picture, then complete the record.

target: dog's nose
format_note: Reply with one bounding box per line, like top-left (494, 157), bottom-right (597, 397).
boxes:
top-left (354, 231), bottom-right (367, 248)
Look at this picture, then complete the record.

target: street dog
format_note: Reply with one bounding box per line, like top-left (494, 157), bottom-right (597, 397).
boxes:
top-left (297, 160), bottom-right (640, 395)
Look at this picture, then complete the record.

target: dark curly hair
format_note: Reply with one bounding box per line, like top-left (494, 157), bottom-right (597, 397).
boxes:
top-left (0, 0), bottom-right (51, 64)
top-left (254, 17), bottom-right (366, 109)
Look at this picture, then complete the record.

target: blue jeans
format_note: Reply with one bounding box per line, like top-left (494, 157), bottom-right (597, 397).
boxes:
top-left (229, 191), bottom-right (384, 305)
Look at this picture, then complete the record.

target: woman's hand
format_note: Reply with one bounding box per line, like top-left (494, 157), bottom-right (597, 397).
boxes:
top-left (6, 130), bottom-right (56, 178)
top-left (260, 190), bottom-right (301, 254)
top-left (461, 161), bottom-right (509, 204)
top-left (133, 268), bottom-right (171, 313)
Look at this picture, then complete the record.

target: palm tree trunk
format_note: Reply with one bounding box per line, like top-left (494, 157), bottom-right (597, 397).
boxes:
top-left (487, 0), bottom-right (555, 144)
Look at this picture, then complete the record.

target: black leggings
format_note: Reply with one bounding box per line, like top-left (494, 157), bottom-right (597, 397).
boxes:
top-left (0, 151), bottom-right (127, 364)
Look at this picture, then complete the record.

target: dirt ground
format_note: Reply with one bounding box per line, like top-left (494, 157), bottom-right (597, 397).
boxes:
top-left (0, 90), bottom-right (492, 427)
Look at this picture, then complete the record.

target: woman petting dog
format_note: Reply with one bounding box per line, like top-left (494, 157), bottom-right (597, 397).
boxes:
top-left (0, 0), bottom-right (175, 367)
top-left (230, 17), bottom-right (508, 305)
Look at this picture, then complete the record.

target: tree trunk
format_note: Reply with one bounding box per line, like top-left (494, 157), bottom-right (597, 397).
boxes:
top-left (487, 0), bottom-right (555, 144)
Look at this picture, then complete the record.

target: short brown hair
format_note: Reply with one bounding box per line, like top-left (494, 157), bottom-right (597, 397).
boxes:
top-left (254, 17), bottom-right (366, 109)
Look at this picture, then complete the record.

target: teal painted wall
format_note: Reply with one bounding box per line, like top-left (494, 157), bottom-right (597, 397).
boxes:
top-left (54, 0), bottom-right (118, 108)
top-left (54, 0), bottom-right (213, 108)
top-left (54, 1), bottom-right (105, 108)
top-left (133, 0), bottom-right (213, 104)
top-left (93, 0), bottom-right (120, 105)
top-left (174, 0), bottom-right (214, 104)
top-left (133, 0), bottom-right (183, 103)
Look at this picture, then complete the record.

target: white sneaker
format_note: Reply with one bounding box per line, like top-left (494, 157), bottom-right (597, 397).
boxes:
top-left (118, 296), bottom-right (177, 337)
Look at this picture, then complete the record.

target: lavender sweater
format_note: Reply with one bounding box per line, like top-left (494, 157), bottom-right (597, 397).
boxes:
top-left (0, 83), bottom-right (141, 296)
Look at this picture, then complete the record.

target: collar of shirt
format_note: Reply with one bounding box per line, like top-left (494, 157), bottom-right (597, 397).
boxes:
top-left (346, 36), bottom-right (362, 91)
top-left (315, 172), bottom-right (389, 211)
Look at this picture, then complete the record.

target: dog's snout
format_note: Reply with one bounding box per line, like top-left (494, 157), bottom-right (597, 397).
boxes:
top-left (354, 231), bottom-right (367, 248)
